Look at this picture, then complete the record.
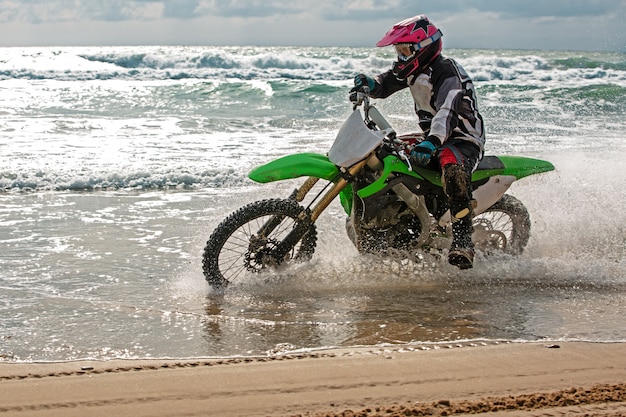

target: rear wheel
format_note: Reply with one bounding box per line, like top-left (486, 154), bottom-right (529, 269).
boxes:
top-left (472, 194), bottom-right (530, 255)
top-left (202, 199), bottom-right (317, 291)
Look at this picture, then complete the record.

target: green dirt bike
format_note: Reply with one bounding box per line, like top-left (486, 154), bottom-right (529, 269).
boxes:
top-left (202, 92), bottom-right (555, 291)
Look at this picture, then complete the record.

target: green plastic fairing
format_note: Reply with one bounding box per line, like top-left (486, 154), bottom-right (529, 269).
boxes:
top-left (357, 155), bottom-right (438, 199)
top-left (248, 152), bottom-right (354, 215)
top-left (249, 152), bottom-right (339, 183)
top-left (248, 152), bottom-right (554, 217)
top-left (356, 154), bottom-right (554, 199)
top-left (498, 156), bottom-right (555, 179)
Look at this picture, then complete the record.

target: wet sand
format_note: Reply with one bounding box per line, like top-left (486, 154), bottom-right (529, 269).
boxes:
top-left (1, 342), bottom-right (624, 416)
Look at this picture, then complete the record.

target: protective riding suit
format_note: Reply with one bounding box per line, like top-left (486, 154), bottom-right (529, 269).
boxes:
top-left (353, 14), bottom-right (485, 269)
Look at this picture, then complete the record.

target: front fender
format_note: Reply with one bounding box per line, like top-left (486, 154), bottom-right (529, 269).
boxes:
top-left (248, 152), bottom-right (340, 183)
top-left (249, 153), bottom-right (354, 215)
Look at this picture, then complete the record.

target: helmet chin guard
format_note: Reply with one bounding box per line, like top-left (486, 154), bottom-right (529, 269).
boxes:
top-left (392, 57), bottom-right (422, 80)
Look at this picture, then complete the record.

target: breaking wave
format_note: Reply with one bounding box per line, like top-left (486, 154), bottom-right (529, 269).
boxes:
top-left (1, 46), bottom-right (625, 192)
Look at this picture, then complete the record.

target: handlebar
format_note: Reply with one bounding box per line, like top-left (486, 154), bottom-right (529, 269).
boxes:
top-left (351, 86), bottom-right (370, 111)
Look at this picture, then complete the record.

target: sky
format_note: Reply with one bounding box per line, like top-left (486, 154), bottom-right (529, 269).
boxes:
top-left (1, 0), bottom-right (625, 51)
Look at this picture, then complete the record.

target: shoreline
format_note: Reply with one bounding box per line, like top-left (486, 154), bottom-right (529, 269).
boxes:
top-left (1, 341), bottom-right (625, 416)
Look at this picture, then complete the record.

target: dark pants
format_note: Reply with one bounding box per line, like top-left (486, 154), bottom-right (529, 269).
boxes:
top-left (436, 139), bottom-right (482, 250)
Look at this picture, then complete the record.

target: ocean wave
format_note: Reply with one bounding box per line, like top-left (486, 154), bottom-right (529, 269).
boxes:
top-left (2, 46), bottom-right (626, 195)
top-left (553, 56), bottom-right (626, 71)
top-left (479, 83), bottom-right (626, 113)
top-left (0, 169), bottom-right (247, 192)
top-left (462, 53), bottom-right (626, 85)
top-left (1, 46), bottom-right (624, 86)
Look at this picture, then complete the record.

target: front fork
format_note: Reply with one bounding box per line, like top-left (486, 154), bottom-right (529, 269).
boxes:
top-left (289, 159), bottom-right (367, 221)
top-left (269, 159), bottom-right (368, 261)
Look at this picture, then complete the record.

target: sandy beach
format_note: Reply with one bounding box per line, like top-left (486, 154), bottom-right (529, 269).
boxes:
top-left (1, 341), bottom-right (625, 416)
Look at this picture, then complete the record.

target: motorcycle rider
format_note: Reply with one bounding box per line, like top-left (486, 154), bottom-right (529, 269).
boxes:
top-left (351, 14), bottom-right (485, 269)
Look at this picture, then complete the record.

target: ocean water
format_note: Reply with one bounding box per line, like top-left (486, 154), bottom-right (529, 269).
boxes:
top-left (0, 46), bottom-right (624, 361)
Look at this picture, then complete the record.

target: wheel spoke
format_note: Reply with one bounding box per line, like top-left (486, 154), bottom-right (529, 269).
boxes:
top-left (202, 199), bottom-right (317, 290)
top-left (472, 194), bottom-right (530, 256)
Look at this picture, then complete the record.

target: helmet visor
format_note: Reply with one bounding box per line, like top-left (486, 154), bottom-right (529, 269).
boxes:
top-left (394, 43), bottom-right (415, 61)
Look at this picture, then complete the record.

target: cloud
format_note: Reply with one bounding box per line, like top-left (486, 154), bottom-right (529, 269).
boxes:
top-left (464, 0), bottom-right (617, 18)
top-left (2, 0), bottom-right (625, 23)
top-left (0, 0), bottom-right (625, 50)
top-left (0, 0), bottom-right (165, 23)
top-left (198, 0), bottom-right (306, 18)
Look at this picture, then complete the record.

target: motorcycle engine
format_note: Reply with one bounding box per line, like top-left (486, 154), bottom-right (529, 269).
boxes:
top-left (360, 196), bottom-right (412, 229)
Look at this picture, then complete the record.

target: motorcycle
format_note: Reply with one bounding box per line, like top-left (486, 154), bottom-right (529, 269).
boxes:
top-left (202, 90), bottom-right (555, 291)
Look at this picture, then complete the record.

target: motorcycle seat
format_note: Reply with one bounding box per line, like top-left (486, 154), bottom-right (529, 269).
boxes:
top-left (475, 156), bottom-right (505, 171)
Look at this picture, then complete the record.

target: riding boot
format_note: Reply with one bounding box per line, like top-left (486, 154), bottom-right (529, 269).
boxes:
top-left (449, 213), bottom-right (474, 269)
top-left (442, 164), bottom-right (475, 269)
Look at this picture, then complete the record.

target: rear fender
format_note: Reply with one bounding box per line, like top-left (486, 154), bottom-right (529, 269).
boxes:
top-left (469, 155), bottom-right (555, 182)
top-left (498, 156), bottom-right (555, 179)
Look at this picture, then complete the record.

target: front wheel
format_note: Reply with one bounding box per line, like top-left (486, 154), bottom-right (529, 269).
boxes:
top-left (202, 199), bottom-right (317, 291)
top-left (472, 194), bottom-right (531, 255)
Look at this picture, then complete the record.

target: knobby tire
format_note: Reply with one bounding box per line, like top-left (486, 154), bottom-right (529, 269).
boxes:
top-left (202, 199), bottom-right (317, 291)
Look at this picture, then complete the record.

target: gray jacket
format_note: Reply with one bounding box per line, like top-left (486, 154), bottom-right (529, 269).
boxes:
top-left (371, 55), bottom-right (485, 151)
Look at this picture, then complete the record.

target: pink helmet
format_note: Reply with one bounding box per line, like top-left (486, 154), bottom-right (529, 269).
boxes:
top-left (376, 15), bottom-right (443, 79)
